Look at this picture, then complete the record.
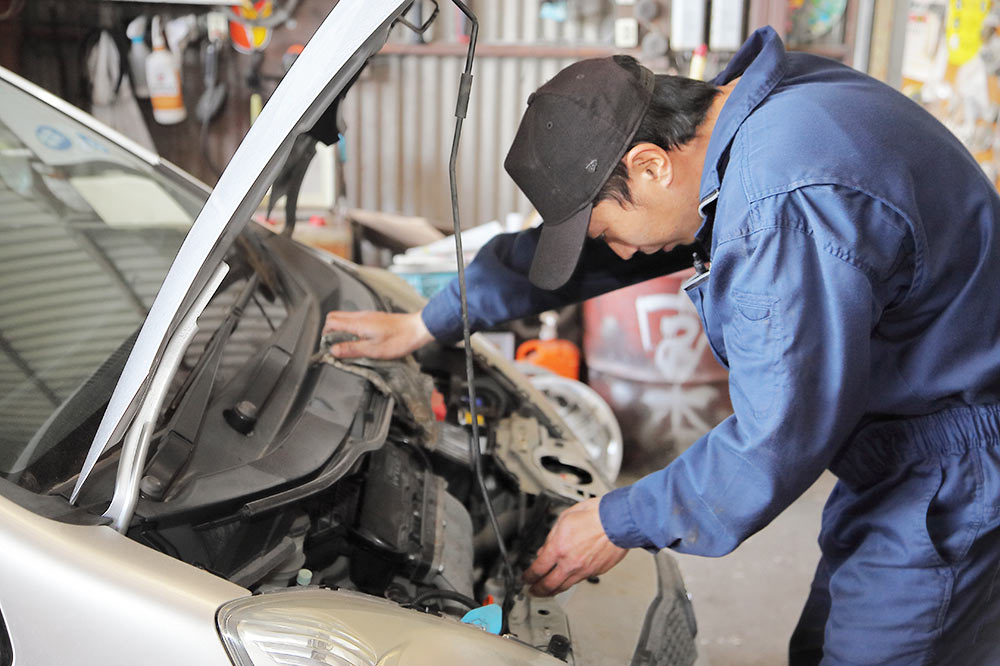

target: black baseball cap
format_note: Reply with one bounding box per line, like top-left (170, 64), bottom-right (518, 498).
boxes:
top-left (504, 56), bottom-right (655, 290)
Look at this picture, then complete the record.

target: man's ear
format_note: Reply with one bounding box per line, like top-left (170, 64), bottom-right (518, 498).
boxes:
top-left (623, 143), bottom-right (673, 187)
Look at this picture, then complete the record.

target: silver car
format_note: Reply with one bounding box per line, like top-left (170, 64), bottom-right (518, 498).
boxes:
top-left (0, 2), bottom-right (696, 664)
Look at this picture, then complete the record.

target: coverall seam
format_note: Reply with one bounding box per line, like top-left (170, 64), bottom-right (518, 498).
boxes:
top-left (730, 53), bottom-right (788, 203)
top-left (962, 450), bottom-right (988, 564)
top-left (737, 123), bottom-right (753, 210)
top-left (925, 467), bottom-right (955, 641)
top-left (716, 218), bottom-right (879, 285)
top-left (750, 182), bottom-right (907, 236)
top-left (941, 451), bottom-right (989, 657)
top-left (973, 449), bottom-right (986, 544)
top-left (732, 181), bottom-right (925, 307)
top-left (927, 455), bottom-right (975, 666)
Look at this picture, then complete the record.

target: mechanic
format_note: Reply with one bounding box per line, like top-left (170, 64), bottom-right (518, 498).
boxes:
top-left (323, 27), bottom-right (1000, 665)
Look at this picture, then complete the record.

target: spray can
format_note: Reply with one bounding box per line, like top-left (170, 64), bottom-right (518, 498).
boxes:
top-left (126, 16), bottom-right (150, 98)
top-left (145, 15), bottom-right (186, 124)
top-left (515, 311), bottom-right (581, 380)
top-left (689, 43), bottom-right (708, 81)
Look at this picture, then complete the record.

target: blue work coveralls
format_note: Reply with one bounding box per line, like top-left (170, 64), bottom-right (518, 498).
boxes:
top-left (422, 27), bottom-right (1000, 665)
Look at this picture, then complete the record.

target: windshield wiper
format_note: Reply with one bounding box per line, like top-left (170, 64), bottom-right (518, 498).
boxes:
top-left (94, 263), bottom-right (229, 530)
top-left (140, 274), bottom-right (260, 501)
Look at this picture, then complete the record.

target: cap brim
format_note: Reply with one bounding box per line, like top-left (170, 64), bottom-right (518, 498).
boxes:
top-left (528, 204), bottom-right (592, 290)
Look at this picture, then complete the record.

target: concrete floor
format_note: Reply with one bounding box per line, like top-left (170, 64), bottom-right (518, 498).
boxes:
top-left (616, 468), bottom-right (838, 666)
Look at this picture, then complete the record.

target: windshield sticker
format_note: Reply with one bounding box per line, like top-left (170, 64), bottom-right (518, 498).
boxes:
top-left (69, 174), bottom-right (193, 228)
top-left (0, 103), bottom-right (118, 168)
top-left (76, 132), bottom-right (111, 154)
top-left (35, 125), bottom-right (72, 151)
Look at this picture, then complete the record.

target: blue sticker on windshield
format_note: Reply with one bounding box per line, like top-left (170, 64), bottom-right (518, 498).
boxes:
top-left (76, 133), bottom-right (109, 154)
top-left (35, 126), bottom-right (71, 151)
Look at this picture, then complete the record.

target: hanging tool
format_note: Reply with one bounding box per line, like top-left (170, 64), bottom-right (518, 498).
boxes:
top-left (125, 15), bottom-right (150, 98)
top-left (146, 15), bottom-right (186, 125)
top-left (197, 13), bottom-right (229, 176)
top-left (85, 29), bottom-right (156, 151)
top-left (196, 20), bottom-right (228, 125)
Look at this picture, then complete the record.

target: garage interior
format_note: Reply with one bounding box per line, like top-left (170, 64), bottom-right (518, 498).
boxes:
top-left (1, 1), bottom-right (997, 664)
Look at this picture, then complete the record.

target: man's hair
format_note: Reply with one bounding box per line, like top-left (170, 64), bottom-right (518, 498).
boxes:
top-left (595, 55), bottom-right (721, 207)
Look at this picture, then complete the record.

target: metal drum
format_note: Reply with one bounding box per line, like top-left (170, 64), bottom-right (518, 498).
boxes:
top-left (583, 269), bottom-right (732, 472)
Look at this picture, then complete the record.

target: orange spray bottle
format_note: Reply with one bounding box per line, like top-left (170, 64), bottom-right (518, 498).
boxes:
top-left (515, 310), bottom-right (581, 380)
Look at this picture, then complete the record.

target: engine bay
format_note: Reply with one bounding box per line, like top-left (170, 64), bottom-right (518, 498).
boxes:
top-left (64, 228), bottom-right (605, 656)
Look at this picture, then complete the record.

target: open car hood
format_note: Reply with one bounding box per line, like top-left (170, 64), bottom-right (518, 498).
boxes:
top-left (71, 0), bottom-right (413, 502)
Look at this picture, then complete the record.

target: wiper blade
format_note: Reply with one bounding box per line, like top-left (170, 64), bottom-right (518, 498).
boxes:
top-left (165, 274), bottom-right (259, 415)
top-left (142, 274), bottom-right (260, 500)
top-left (81, 263), bottom-right (229, 528)
top-left (234, 231), bottom-right (283, 301)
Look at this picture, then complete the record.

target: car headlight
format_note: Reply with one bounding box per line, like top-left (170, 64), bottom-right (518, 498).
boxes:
top-left (217, 588), bottom-right (563, 666)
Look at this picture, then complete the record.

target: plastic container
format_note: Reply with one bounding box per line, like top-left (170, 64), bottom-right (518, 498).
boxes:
top-left (145, 15), bottom-right (186, 125)
top-left (388, 266), bottom-right (457, 299)
top-left (515, 311), bottom-right (580, 380)
top-left (689, 43), bottom-right (708, 81)
top-left (583, 270), bottom-right (732, 468)
top-left (126, 16), bottom-right (150, 98)
top-left (291, 214), bottom-right (351, 258)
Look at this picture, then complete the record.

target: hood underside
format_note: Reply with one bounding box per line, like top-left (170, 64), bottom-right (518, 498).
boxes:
top-left (71, 0), bottom-right (413, 503)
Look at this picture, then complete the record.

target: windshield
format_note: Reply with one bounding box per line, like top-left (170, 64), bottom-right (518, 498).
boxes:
top-left (0, 78), bottom-right (203, 492)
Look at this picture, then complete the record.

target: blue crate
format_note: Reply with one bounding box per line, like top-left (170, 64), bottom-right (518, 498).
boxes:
top-left (392, 270), bottom-right (457, 299)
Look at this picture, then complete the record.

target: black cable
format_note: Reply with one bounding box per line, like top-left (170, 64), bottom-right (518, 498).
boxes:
top-left (446, 0), bottom-right (517, 629)
top-left (409, 588), bottom-right (478, 611)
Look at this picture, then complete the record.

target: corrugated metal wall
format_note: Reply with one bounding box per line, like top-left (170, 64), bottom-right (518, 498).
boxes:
top-left (342, 1), bottom-right (614, 230)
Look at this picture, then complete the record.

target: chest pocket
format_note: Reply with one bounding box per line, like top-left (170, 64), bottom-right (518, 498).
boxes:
top-left (728, 290), bottom-right (782, 420)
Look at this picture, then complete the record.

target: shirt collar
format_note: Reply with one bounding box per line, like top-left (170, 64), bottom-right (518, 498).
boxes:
top-left (697, 26), bottom-right (788, 220)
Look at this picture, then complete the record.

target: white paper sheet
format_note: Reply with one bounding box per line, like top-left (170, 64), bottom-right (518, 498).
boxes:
top-left (69, 174), bottom-right (193, 228)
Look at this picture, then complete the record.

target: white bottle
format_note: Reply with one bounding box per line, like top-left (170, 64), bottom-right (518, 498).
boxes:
top-left (125, 15), bottom-right (150, 98)
top-left (145, 15), bottom-right (186, 124)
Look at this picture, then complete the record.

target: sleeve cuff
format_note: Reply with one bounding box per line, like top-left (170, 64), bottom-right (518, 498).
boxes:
top-left (599, 486), bottom-right (653, 549)
top-left (421, 285), bottom-right (463, 344)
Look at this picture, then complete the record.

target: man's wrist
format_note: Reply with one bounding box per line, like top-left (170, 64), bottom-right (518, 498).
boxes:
top-left (410, 310), bottom-right (434, 349)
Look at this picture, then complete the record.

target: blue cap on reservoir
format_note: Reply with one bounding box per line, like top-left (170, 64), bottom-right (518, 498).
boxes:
top-left (460, 604), bottom-right (502, 634)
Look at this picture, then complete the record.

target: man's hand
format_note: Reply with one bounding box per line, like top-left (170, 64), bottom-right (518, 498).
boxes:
top-left (322, 310), bottom-right (433, 359)
top-left (523, 497), bottom-right (628, 596)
